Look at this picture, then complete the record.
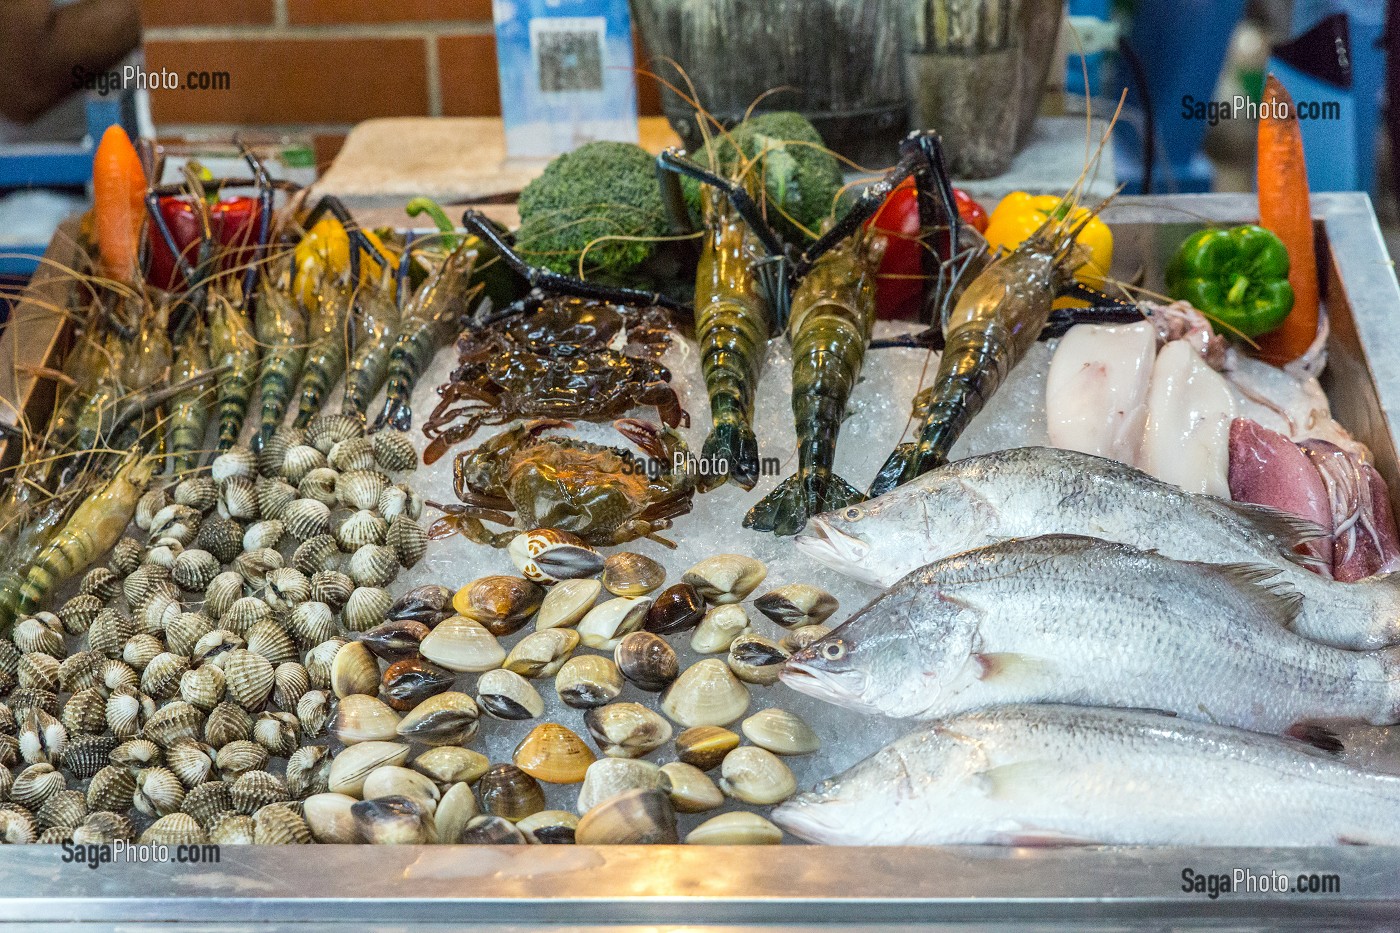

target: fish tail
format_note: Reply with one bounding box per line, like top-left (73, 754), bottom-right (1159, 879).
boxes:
top-left (746, 469), bottom-right (863, 536)
top-left (701, 415), bottom-right (759, 491)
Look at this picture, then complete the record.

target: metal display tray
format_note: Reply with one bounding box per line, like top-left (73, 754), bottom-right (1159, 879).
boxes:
top-left (3, 193), bottom-right (1400, 929)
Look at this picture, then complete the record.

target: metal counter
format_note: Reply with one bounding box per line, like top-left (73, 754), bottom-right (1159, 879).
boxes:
top-left (3, 193), bottom-right (1400, 929)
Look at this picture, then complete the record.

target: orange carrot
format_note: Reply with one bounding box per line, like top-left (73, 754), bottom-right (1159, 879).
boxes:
top-left (1255, 74), bottom-right (1319, 365)
top-left (92, 125), bottom-right (148, 284)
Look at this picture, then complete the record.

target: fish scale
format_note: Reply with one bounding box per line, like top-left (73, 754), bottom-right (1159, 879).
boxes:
top-left (772, 704), bottom-right (1400, 846)
top-left (783, 535), bottom-right (1400, 732)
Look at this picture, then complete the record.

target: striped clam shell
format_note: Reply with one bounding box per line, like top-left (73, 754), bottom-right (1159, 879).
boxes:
top-left (347, 544), bottom-right (399, 589)
top-left (36, 789), bottom-right (88, 831)
top-left (217, 475), bottom-right (259, 521)
top-left (281, 444), bottom-right (328, 486)
top-left (258, 425), bottom-right (306, 478)
top-left (61, 688), bottom-right (109, 735)
top-left (508, 529), bottom-right (603, 584)
top-left (72, 810), bottom-right (134, 844)
top-left (79, 567), bottom-right (122, 601)
top-left (140, 813), bottom-right (207, 846)
top-left (305, 413), bottom-right (363, 454)
top-left (210, 447), bottom-right (257, 483)
top-left (246, 619), bottom-right (299, 666)
top-left (273, 661), bottom-right (311, 710)
top-left (181, 779), bottom-right (233, 829)
top-left (110, 537), bottom-right (145, 577)
top-left (255, 477), bottom-right (298, 522)
top-left (179, 663), bottom-right (226, 711)
top-left (386, 515), bottom-right (428, 569)
top-left (203, 702), bottom-right (254, 748)
top-left (283, 498), bottom-right (332, 541)
top-left (57, 594), bottom-right (103, 636)
top-left (173, 475), bottom-right (218, 512)
top-left (171, 549), bottom-right (221, 591)
top-left (230, 769), bottom-right (289, 815)
top-left (335, 469), bottom-right (388, 512)
top-left (86, 766), bottom-right (136, 812)
top-left (309, 570), bottom-right (354, 610)
top-left (194, 513), bottom-right (245, 564)
top-left (293, 534), bottom-right (342, 576)
top-left (371, 430), bottom-right (418, 472)
top-left (327, 436), bottom-right (376, 472)
top-left (215, 740), bottom-right (268, 783)
top-left (335, 509), bottom-right (388, 550)
top-left (143, 700), bottom-right (204, 748)
top-left (223, 649), bottom-right (275, 711)
top-left (253, 803), bottom-right (311, 845)
top-left (287, 601), bottom-right (338, 650)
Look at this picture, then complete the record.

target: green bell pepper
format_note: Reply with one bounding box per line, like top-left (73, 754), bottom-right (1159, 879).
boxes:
top-left (1165, 224), bottom-right (1294, 338)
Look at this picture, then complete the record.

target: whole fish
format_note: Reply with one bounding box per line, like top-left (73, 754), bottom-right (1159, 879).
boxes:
top-left (772, 704), bottom-right (1400, 846)
top-left (783, 535), bottom-right (1400, 732)
top-left (796, 446), bottom-right (1400, 650)
top-left (745, 229), bottom-right (883, 535)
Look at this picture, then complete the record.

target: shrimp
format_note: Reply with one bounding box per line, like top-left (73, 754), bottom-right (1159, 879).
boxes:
top-left (295, 275), bottom-right (353, 428)
top-left (168, 318), bottom-right (212, 474)
top-left (253, 261), bottom-right (307, 450)
top-left (375, 243), bottom-right (480, 431)
top-left (868, 210), bottom-right (1100, 497)
top-left (209, 291), bottom-right (259, 451)
top-left (690, 182), bottom-right (773, 491)
top-left (744, 227), bottom-right (884, 534)
top-left (342, 268), bottom-right (400, 422)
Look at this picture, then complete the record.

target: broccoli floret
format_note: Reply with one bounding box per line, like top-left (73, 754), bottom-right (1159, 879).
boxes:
top-left (686, 112), bottom-right (845, 245)
top-left (514, 141), bottom-right (670, 279)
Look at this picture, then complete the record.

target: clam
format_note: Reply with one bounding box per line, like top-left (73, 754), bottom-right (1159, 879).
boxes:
top-left (215, 741), bottom-right (267, 782)
top-left (0, 811), bottom-right (35, 844)
top-left (253, 803), bottom-right (312, 845)
top-left (282, 444), bottom-right (328, 486)
top-left (329, 694), bottom-right (401, 744)
top-left (298, 467), bottom-right (341, 506)
top-left (58, 651), bottom-right (102, 694)
top-left (601, 552), bottom-right (666, 597)
top-left (726, 633), bottom-right (790, 686)
top-left (347, 544), bottom-right (400, 589)
top-left (419, 616), bottom-right (505, 673)
top-left (555, 655), bottom-right (624, 710)
top-left (503, 629), bottom-right (579, 679)
top-left (613, 631), bottom-right (678, 692)
top-left (110, 737), bottom-right (162, 771)
top-left (287, 601), bottom-right (338, 649)
top-left (575, 788), bottom-right (677, 845)
top-left (205, 704), bottom-right (255, 749)
top-left (394, 691), bottom-right (480, 746)
top-left (331, 641), bottom-right (382, 698)
top-left (165, 739), bottom-right (216, 788)
top-left (253, 711), bottom-right (301, 757)
top-left (18, 708), bottom-right (66, 765)
top-left (221, 596), bottom-right (273, 636)
top-left (477, 763), bottom-right (545, 822)
top-left (297, 689), bottom-right (332, 738)
top-left (133, 766), bottom-right (185, 817)
top-left (413, 746), bottom-right (490, 787)
top-left (242, 519), bottom-right (286, 553)
top-left (433, 781), bottom-right (479, 843)
top-left (379, 483), bottom-right (423, 523)
top-left (576, 596), bottom-right (652, 650)
top-left (88, 610), bottom-right (136, 660)
top-left (263, 567), bottom-right (310, 611)
top-left (141, 813), bottom-right (207, 846)
top-left (742, 708), bottom-right (820, 755)
top-left (255, 477), bottom-right (298, 521)
top-left (660, 659), bottom-right (750, 728)
top-left (140, 652), bottom-right (189, 700)
top-left (283, 498), bottom-right (331, 540)
top-left (336, 509), bottom-right (388, 550)
top-left (517, 809), bottom-right (579, 844)
top-left (455, 814), bottom-right (525, 844)
top-left (690, 604), bottom-right (751, 654)
top-left (779, 623), bottom-right (831, 654)
top-left (686, 811), bottom-right (783, 845)
top-left (110, 537), bottom-right (146, 576)
top-left (211, 447), bottom-right (257, 482)
top-left (303, 792), bottom-right (359, 843)
top-left (171, 549), bottom-right (220, 592)
top-left (584, 702), bottom-right (672, 759)
top-left (37, 789), bottom-right (88, 831)
top-left (286, 745), bottom-right (332, 799)
top-left (343, 586), bottom-right (394, 633)
top-left (372, 430), bottom-right (419, 473)
top-left (73, 811), bottom-right (135, 845)
top-left (329, 436), bottom-right (377, 473)
top-left (682, 554), bottom-right (767, 604)
top-left (718, 746), bottom-right (796, 805)
top-left (192, 630), bottom-right (245, 668)
top-left (60, 733), bottom-right (116, 778)
top-left (234, 548), bottom-right (284, 592)
top-left (19, 653), bottom-right (60, 693)
top-left (258, 425), bottom-right (305, 477)
top-left (359, 619), bottom-right (430, 662)
top-left (576, 758), bottom-right (668, 813)
top-left (381, 658), bottom-right (455, 711)
top-left (230, 769), bottom-right (288, 814)
top-left (304, 638), bottom-right (348, 689)
top-left (12, 763), bottom-right (65, 809)
top-left (362, 765), bottom-right (441, 815)
top-left (167, 612), bottom-right (214, 659)
top-left (273, 662), bottom-right (311, 710)
top-left (535, 578), bottom-right (601, 631)
top-left (143, 700), bottom-right (203, 747)
top-left (223, 648), bottom-right (275, 711)
top-left (508, 528), bottom-right (604, 584)
top-left (203, 572), bottom-right (246, 621)
top-left (292, 534), bottom-right (341, 576)
top-left (180, 781), bottom-right (232, 828)
top-left (194, 514), bottom-right (244, 564)
top-left (179, 665), bottom-right (226, 712)
top-left (246, 619), bottom-right (299, 666)
top-left (385, 515), bottom-right (428, 569)
top-left (327, 742), bottom-right (410, 797)
top-left (175, 474), bottom-right (219, 511)
top-left (453, 576), bottom-right (544, 636)
top-left (100, 659), bottom-right (140, 695)
top-left (208, 813), bottom-right (256, 845)
top-left (57, 594), bottom-right (102, 636)
top-left (310, 570), bottom-right (355, 610)
top-left (335, 469), bottom-right (389, 511)
top-left (476, 669), bottom-right (544, 721)
top-left (387, 584), bottom-right (454, 627)
top-left (13, 614), bottom-right (64, 657)
top-left (352, 795), bottom-right (435, 844)
top-left (512, 723), bottom-right (595, 784)
top-left (136, 488), bottom-right (170, 530)
top-left (754, 583), bottom-right (839, 628)
top-left (86, 766), bottom-right (136, 813)
top-left (644, 583), bottom-right (705, 636)
top-left (218, 475), bottom-right (259, 521)
top-left (306, 414), bottom-right (362, 454)
top-left (80, 567), bottom-right (122, 601)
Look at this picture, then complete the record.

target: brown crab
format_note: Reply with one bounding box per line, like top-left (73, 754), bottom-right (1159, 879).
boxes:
top-left (428, 418), bottom-right (696, 548)
top-left (421, 296), bottom-right (688, 465)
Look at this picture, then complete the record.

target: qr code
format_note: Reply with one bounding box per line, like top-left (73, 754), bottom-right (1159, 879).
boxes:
top-left (532, 17), bottom-right (605, 93)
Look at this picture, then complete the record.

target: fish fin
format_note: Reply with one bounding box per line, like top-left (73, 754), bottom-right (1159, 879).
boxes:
top-left (869, 442), bottom-right (917, 498)
top-left (1284, 722), bottom-right (1345, 756)
top-left (701, 422), bottom-right (760, 491)
top-left (1196, 562), bottom-right (1305, 630)
top-left (973, 652), bottom-right (1051, 681)
top-left (1215, 500), bottom-right (1331, 571)
top-left (745, 471), bottom-right (864, 536)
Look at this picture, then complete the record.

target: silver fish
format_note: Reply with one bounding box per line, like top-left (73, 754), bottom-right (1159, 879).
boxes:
top-left (773, 704), bottom-right (1400, 846)
top-left (795, 446), bottom-right (1400, 649)
top-left (782, 535), bottom-right (1400, 732)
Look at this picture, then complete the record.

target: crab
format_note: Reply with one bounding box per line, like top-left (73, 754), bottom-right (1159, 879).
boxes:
top-left (421, 294), bottom-right (688, 465)
top-left (429, 418), bottom-right (696, 548)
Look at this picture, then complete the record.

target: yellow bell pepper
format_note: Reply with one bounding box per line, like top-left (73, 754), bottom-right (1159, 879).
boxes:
top-left (983, 192), bottom-right (1113, 292)
top-left (293, 217), bottom-right (397, 309)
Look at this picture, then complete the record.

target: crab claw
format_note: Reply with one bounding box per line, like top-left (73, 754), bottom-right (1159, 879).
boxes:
top-left (614, 418), bottom-right (679, 462)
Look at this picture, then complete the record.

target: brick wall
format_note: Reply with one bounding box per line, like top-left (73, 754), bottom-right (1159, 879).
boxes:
top-left (141, 0), bottom-right (663, 171)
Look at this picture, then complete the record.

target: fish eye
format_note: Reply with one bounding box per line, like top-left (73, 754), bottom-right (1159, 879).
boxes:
top-left (842, 507), bottom-right (863, 522)
top-left (822, 640), bottom-right (847, 661)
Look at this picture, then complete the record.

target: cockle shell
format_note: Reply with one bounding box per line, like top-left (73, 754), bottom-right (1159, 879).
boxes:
top-left (371, 430), bottom-right (418, 473)
top-left (282, 444), bottom-right (328, 485)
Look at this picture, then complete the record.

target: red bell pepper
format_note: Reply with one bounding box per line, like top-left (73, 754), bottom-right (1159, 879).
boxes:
top-left (146, 195), bottom-right (262, 291)
top-left (865, 178), bottom-right (988, 319)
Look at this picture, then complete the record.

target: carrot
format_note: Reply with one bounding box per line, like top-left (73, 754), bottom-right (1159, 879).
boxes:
top-left (1255, 73), bottom-right (1319, 365)
top-left (92, 125), bottom-right (148, 284)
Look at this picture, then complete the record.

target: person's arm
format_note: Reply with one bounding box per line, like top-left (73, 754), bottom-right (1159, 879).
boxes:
top-left (0, 0), bottom-right (141, 124)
